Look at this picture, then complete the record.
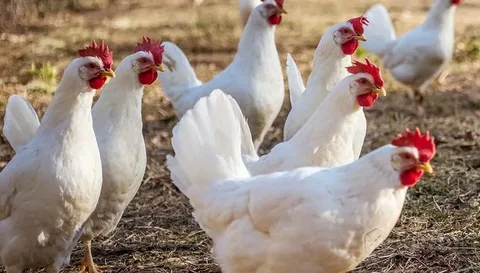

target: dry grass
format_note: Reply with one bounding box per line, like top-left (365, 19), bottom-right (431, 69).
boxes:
top-left (0, 0), bottom-right (479, 272)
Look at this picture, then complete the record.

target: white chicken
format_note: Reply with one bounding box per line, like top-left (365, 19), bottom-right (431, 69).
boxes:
top-left (284, 16), bottom-right (369, 143)
top-left (0, 41), bottom-right (114, 273)
top-left (247, 59), bottom-right (386, 175)
top-left (158, 0), bottom-right (286, 150)
top-left (362, 0), bottom-right (461, 100)
top-left (74, 37), bottom-right (165, 273)
top-left (167, 90), bottom-right (436, 273)
top-left (2, 37), bottom-right (165, 273)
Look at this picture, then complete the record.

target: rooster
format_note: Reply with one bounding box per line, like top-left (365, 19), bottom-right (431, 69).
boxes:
top-left (248, 59), bottom-right (386, 175)
top-left (167, 90), bottom-right (436, 273)
top-left (0, 41), bottom-right (114, 273)
top-left (362, 0), bottom-right (461, 100)
top-left (284, 16), bottom-right (368, 146)
top-left (3, 37), bottom-right (165, 273)
top-left (158, 0), bottom-right (286, 150)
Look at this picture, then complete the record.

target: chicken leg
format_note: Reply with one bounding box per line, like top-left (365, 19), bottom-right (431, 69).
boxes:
top-left (75, 240), bottom-right (111, 273)
top-left (434, 67), bottom-right (450, 86)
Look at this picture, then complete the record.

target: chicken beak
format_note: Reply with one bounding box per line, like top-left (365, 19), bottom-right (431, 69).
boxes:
top-left (152, 64), bottom-right (165, 72)
top-left (278, 7), bottom-right (287, 14)
top-left (373, 87), bottom-right (387, 96)
top-left (102, 69), bottom-right (115, 78)
top-left (417, 162), bottom-right (433, 174)
top-left (354, 34), bottom-right (367, 41)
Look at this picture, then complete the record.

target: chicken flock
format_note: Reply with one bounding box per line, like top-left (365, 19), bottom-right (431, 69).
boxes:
top-left (0, 0), bottom-right (461, 272)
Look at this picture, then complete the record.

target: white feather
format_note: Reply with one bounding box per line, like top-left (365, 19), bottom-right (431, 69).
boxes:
top-left (3, 95), bottom-right (40, 151)
top-left (168, 90), bottom-right (250, 198)
top-left (239, 0), bottom-right (261, 26)
top-left (157, 41), bottom-right (202, 98)
top-left (286, 53), bottom-right (306, 107)
top-left (362, 4), bottom-right (396, 57)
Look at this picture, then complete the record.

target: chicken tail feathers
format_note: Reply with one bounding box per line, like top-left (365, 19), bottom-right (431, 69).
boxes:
top-left (225, 95), bottom-right (259, 163)
top-left (363, 4), bottom-right (396, 57)
top-left (167, 89), bottom-right (251, 198)
top-left (286, 53), bottom-right (305, 108)
top-left (3, 95), bottom-right (40, 151)
top-left (157, 42), bottom-right (202, 103)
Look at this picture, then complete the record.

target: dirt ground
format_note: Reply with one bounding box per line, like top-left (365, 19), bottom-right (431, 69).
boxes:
top-left (0, 0), bottom-right (479, 272)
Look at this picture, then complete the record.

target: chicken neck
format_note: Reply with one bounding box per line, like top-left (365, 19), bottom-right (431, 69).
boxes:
top-left (423, 0), bottom-right (457, 29)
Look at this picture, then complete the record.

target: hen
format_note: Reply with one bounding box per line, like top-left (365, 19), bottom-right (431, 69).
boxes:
top-left (168, 90), bottom-right (436, 273)
top-left (158, 0), bottom-right (286, 149)
top-left (284, 16), bottom-right (368, 143)
top-left (3, 37), bottom-right (165, 273)
top-left (74, 37), bottom-right (165, 273)
top-left (0, 41), bottom-right (114, 273)
top-left (248, 59), bottom-right (386, 175)
top-left (362, 0), bottom-right (460, 100)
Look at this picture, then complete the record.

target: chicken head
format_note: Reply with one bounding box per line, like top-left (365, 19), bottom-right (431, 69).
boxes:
top-left (391, 128), bottom-right (436, 186)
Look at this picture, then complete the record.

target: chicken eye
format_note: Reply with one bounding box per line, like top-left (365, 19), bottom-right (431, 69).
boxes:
top-left (359, 78), bottom-right (368, 84)
top-left (87, 63), bottom-right (96, 69)
top-left (265, 4), bottom-right (275, 10)
top-left (342, 28), bottom-right (350, 34)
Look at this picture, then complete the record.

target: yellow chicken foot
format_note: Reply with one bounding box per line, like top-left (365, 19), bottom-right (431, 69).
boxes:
top-left (75, 240), bottom-right (112, 273)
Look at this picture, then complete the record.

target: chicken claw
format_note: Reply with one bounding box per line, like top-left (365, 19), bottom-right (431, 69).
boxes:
top-left (74, 241), bottom-right (112, 273)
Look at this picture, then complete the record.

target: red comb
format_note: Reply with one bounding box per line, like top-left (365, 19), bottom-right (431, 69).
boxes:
top-left (134, 36), bottom-right (165, 66)
top-left (346, 58), bottom-right (384, 88)
top-left (348, 16), bottom-right (369, 35)
top-left (391, 128), bottom-right (436, 162)
top-left (261, 0), bottom-right (284, 7)
top-left (78, 41), bottom-right (113, 70)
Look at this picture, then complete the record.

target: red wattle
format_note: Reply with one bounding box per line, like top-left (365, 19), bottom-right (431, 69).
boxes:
top-left (451, 0), bottom-right (461, 5)
top-left (400, 168), bottom-right (424, 187)
top-left (89, 76), bottom-right (107, 89)
top-left (341, 40), bottom-right (359, 55)
top-left (138, 70), bottom-right (158, 85)
top-left (356, 92), bottom-right (378, 107)
top-left (268, 14), bottom-right (282, 25)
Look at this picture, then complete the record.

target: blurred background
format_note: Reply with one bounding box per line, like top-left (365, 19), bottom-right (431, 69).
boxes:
top-left (0, 0), bottom-right (479, 272)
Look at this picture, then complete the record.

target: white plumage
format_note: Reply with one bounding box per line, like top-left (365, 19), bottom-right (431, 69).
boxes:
top-left (285, 53), bottom-right (305, 107)
top-left (3, 95), bottom-right (40, 151)
top-left (362, 0), bottom-right (459, 95)
top-left (239, 0), bottom-right (262, 26)
top-left (168, 90), bottom-right (434, 273)
top-left (0, 56), bottom-right (104, 273)
top-left (158, 0), bottom-right (285, 150)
